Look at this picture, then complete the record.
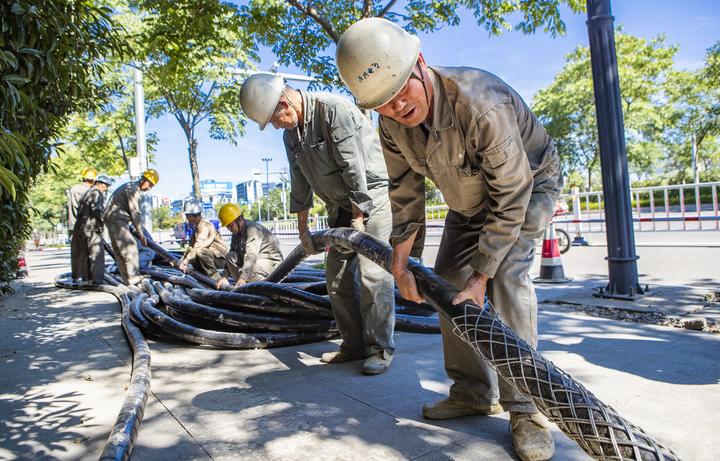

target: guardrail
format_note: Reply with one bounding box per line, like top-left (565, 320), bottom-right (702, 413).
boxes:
top-left (152, 182), bottom-right (720, 243)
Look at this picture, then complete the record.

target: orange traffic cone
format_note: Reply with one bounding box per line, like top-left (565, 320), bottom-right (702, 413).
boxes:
top-left (534, 222), bottom-right (572, 283)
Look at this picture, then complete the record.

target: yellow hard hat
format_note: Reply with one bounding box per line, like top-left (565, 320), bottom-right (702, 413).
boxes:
top-left (219, 203), bottom-right (242, 227)
top-left (80, 166), bottom-right (97, 181)
top-left (141, 168), bottom-right (159, 185)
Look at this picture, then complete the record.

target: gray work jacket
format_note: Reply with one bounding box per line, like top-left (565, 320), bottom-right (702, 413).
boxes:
top-left (182, 219), bottom-right (228, 264)
top-left (229, 220), bottom-right (283, 281)
top-left (379, 66), bottom-right (560, 278)
top-left (67, 183), bottom-right (92, 231)
top-left (104, 181), bottom-right (144, 234)
top-left (75, 187), bottom-right (105, 237)
top-left (283, 91), bottom-right (389, 227)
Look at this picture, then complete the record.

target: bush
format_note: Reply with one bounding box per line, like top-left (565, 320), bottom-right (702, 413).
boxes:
top-left (0, 1), bottom-right (123, 294)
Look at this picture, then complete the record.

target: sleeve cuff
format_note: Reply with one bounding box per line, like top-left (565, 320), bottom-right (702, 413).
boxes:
top-left (470, 251), bottom-right (499, 278)
top-left (389, 222), bottom-right (426, 258)
top-left (350, 193), bottom-right (374, 216)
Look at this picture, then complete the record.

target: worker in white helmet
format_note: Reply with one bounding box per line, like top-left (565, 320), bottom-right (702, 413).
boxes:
top-left (337, 18), bottom-right (562, 461)
top-left (239, 73), bottom-right (396, 376)
top-left (176, 199), bottom-right (229, 281)
top-left (70, 174), bottom-right (113, 284)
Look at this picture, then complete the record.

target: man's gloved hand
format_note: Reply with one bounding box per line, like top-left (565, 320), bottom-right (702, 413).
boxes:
top-left (299, 230), bottom-right (318, 254)
top-left (178, 261), bottom-right (188, 273)
top-left (139, 234), bottom-right (148, 247)
top-left (350, 216), bottom-right (365, 233)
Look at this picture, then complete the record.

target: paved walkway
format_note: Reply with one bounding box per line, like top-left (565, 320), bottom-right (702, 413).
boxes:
top-left (1, 249), bottom-right (718, 460)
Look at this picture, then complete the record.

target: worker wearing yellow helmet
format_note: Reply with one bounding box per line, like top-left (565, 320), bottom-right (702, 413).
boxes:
top-left (103, 168), bottom-right (159, 284)
top-left (215, 203), bottom-right (283, 290)
top-left (66, 166), bottom-right (97, 238)
top-left (336, 18), bottom-right (562, 461)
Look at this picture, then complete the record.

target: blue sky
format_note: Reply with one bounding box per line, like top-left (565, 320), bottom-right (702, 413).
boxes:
top-left (146, 0), bottom-right (720, 200)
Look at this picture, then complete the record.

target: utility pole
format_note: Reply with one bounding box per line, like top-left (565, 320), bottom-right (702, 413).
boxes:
top-left (133, 67), bottom-right (152, 232)
top-left (586, 0), bottom-right (644, 299)
top-left (262, 157), bottom-right (272, 221)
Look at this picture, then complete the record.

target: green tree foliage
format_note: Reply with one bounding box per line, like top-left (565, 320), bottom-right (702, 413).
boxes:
top-left (662, 42), bottom-right (720, 182)
top-left (152, 205), bottom-right (183, 229)
top-left (0, 1), bottom-right (124, 293)
top-left (239, 0), bottom-right (584, 88)
top-left (533, 33), bottom-right (680, 189)
top-left (136, 0), bottom-right (256, 198)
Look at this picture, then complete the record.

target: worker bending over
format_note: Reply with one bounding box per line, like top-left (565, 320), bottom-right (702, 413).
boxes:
top-left (337, 18), bottom-right (563, 460)
top-left (104, 169), bottom-right (159, 285)
top-left (239, 74), bottom-right (396, 375)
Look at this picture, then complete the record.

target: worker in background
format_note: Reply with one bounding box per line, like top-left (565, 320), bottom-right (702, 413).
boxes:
top-left (216, 203), bottom-right (283, 290)
top-left (104, 169), bottom-right (159, 285)
top-left (337, 18), bottom-right (562, 461)
top-left (176, 199), bottom-right (229, 281)
top-left (71, 174), bottom-right (114, 284)
top-left (239, 74), bottom-right (396, 375)
top-left (67, 166), bottom-right (97, 239)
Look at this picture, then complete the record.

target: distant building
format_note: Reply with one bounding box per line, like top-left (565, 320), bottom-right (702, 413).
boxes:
top-left (262, 182), bottom-right (277, 195)
top-left (170, 199), bottom-right (184, 216)
top-left (236, 180), bottom-right (264, 204)
top-left (200, 179), bottom-right (234, 205)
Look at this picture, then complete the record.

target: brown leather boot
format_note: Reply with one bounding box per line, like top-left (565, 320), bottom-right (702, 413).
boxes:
top-left (320, 350), bottom-right (364, 363)
top-left (510, 412), bottom-right (555, 461)
top-left (422, 397), bottom-right (503, 420)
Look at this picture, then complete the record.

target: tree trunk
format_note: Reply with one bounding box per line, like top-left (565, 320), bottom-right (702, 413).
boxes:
top-left (188, 137), bottom-right (201, 199)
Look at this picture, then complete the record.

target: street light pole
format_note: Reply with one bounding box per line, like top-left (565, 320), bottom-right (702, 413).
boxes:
top-left (586, 0), bottom-right (644, 299)
top-left (133, 67), bottom-right (152, 232)
top-left (262, 157), bottom-right (272, 221)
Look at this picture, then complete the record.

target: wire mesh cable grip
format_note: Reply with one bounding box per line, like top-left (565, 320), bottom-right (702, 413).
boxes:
top-left (311, 228), bottom-right (680, 461)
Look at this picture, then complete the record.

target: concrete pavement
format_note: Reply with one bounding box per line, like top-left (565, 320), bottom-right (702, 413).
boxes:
top-left (1, 247), bottom-right (718, 460)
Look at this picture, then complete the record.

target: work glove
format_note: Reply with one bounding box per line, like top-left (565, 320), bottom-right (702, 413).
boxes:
top-left (350, 216), bottom-right (365, 233)
top-left (299, 230), bottom-right (318, 255)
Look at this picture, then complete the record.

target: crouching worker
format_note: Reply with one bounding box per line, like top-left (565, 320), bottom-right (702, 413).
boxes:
top-left (70, 174), bottom-right (114, 284)
top-left (176, 199), bottom-right (228, 281)
top-left (104, 169), bottom-right (158, 285)
top-left (216, 203), bottom-right (283, 289)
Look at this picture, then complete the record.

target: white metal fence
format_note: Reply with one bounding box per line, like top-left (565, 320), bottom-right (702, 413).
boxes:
top-left (262, 182), bottom-right (720, 239)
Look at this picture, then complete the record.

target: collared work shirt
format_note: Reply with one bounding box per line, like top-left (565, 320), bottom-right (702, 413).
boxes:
top-left (379, 66), bottom-right (559, 277)
top-left (283, 91), bottom-right (389, 227)
top-left (75, 187), bottom-right (106, 237)
top-left (229, 220), bottom-right (283, 281)
top-left (182, 218), bottom-right (228, 265)
top-left (104, 181), bottom-right (144, 234)
top-left (67, 183), bottom-right (92, 231)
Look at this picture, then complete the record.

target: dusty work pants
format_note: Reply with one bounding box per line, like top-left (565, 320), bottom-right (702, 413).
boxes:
top-left (105, 220), bottom-right (140, 284)
top-left (71, 230), bottom-right (105, 283)
top-left (190, 248), bottom-right (225, 281)
top-left (434, 168), bottom-right (561, 413)
top-left (325, 192), bottom-right (395, 357)
top-left (224, 252), bottom-right (280, 282)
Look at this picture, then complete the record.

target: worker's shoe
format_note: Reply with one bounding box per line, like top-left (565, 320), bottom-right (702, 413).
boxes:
top-left (361, 350), bottom-right (393, 375)
top-left (320, 350), bottom-right (364, 363)
top-left (422, 397), bottom-right (503, 420)
top-left (510, 412), bottom-right (555, 461)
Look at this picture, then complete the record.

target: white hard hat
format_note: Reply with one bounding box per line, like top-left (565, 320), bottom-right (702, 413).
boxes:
top-left (239, 74), bottom-right (285, 130)
top-left (336, 18), bottom-right (421, 110)
top-left (183, 199), bottom-right (202, 215)
top-left (94, 174), bottom-right (114, 186)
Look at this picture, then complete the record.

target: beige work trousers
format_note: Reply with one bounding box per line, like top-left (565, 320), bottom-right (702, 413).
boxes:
top-left (434, 169), bottom-right (561, 413)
